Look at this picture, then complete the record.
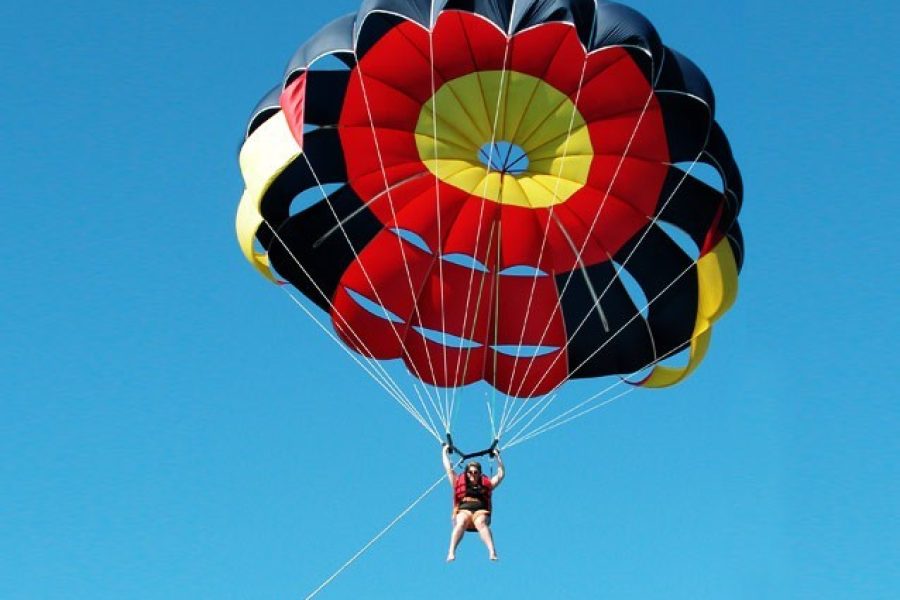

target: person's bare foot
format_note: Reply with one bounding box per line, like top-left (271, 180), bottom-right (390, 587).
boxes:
top-left (489, 553), bottom-right (498, 561)
top-left (446, 553), bottom-right (456, 562)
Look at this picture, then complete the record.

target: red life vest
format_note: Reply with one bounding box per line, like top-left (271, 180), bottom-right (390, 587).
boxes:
top-left (453, 472), bottom-right (493, 512)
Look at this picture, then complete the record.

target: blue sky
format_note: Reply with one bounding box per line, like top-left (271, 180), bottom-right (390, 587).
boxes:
top-left (2, 1), bottom-right (897, 598)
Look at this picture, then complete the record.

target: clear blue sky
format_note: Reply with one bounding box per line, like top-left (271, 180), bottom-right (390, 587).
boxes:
top-left (2, 1), bottom-right (897, 598)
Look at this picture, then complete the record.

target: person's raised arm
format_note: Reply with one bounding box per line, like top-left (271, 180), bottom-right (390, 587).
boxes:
top-left (491, 449), bottom-right (505, 488)
top-left (442, 444), bottom-right (456, 485)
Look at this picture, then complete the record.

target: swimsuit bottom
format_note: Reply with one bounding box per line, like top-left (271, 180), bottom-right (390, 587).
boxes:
top-left (458, 500), bottom-right (486, 513)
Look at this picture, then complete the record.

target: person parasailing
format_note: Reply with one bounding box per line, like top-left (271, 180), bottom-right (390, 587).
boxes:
top-left (442, 444), bottom-right (505, 561)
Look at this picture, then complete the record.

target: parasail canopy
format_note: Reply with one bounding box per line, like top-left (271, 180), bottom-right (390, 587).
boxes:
top-left (236, 0), bottom-right (744, 402)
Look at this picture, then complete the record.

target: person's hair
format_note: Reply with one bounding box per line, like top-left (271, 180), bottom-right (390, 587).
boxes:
top-left (466, 461), bottom-right (482, 474)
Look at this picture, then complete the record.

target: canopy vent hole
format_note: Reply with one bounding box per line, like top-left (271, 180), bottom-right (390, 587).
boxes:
top-left (478, 141), bottom-right (529, 174)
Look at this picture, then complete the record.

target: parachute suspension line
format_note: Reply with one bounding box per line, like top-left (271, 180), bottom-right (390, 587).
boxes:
top-left (411, 387), bottom-right (444, 443)
top-left (449, 0), bottom-right (519, 417)
top-left (486, 1), bottom-right (519, 432)
top-left (491, 163), bottom-right (569, 435)
top-left (352, 52), bottom-right (450, 428)
top-left (485, 393), bottom-right (498, 441)
top-left (567, 155), bottom-right (705, 345)
top-left (499, 59), bottom-right (710, 438)
top-left (601, 154), bottom-right (708, 304)
top-left (504, 332), bottom-right (706, 449)
top-left (508, 87), bottom-right (658, 400)
top-left (303, 471), bottom-right (447, 600)
top-left (261, 220), bottom-right (441, 440)
top-left (500, 391), bottom-right (556, 441)
top-left (497, 8), bottom-right (605, 432)
top-left (279, 286), bottom-right (414, 420)
top-left (298, 151), bottom-right (450, 434)
top-left (263, 219), bottom-right (409, 406)
top-left (513, 150), bottom-right (706, 399)
top-left (502, 257), bottom-right (711, 447)
top-left (446, 221), bottom-right (500, 434)
top-left (267, 233), bottom-right (438, 439)
top-left (279, 285), bottom-right (441, 441)
top-left (508, 116), bottom-right (680, 446)
top-left (353, 57), bottom-right (449, 428)
top-left (510, 61), bottom-right (712, 401)
top-left (504, 386), bottom-right (636, 450)
top-left (503, 373), bottom-right (629, 448)
top-left (529, 242), bottom-right (703, 398)
top-left (450, 223), bottom-right (496, 431)
top-left (318, 173), bottom-right (431, 240)
top-left (427, 0), bottom-right (452, 422)
top-left (490, 172), bottom-right (507, 440)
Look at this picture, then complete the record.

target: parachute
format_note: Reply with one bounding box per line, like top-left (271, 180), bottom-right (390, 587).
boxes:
top-left (236, 0), bottom-right (743, 441)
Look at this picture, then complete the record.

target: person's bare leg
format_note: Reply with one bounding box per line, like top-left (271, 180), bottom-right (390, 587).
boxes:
top-left (473, 514), bottom-right (497, 560)
top-left (447, 514), bottom-right (469, 562)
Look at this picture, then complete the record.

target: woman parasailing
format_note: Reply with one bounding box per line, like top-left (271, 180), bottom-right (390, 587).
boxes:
top-left (442, 444), bottom-right (505, 561)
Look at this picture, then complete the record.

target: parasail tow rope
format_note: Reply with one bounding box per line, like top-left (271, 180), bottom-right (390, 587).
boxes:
top-left (304, 471), bottom-right (447, 600)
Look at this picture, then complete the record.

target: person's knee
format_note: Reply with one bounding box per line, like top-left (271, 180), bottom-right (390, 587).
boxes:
top-left (473, 516), bottom-right (489, 531)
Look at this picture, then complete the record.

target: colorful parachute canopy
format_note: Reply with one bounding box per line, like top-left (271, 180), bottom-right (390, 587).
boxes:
top-left (236, 0), bottom-right (744, 398)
